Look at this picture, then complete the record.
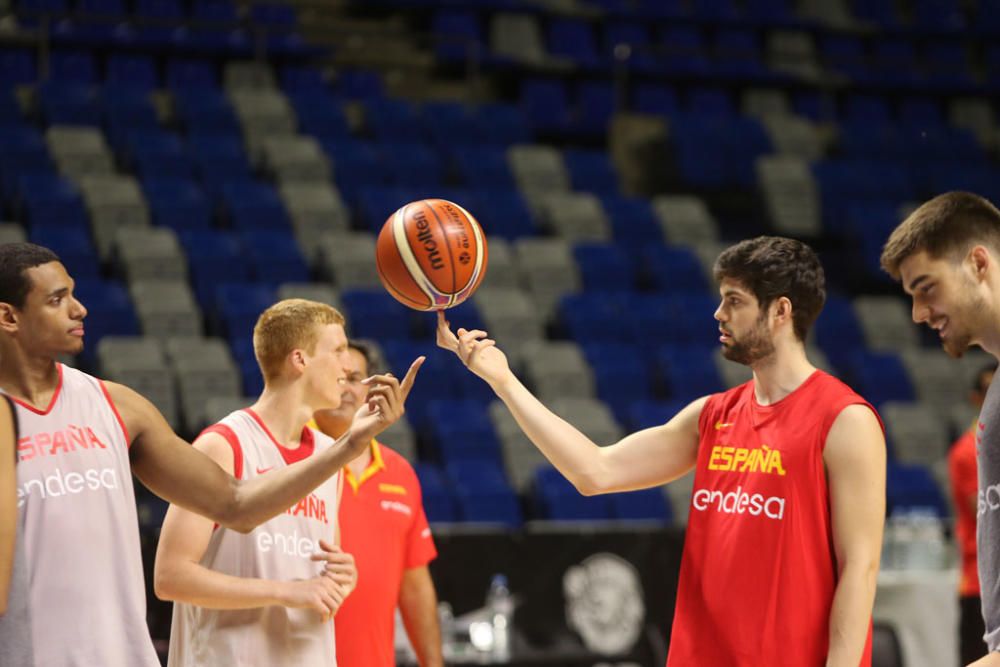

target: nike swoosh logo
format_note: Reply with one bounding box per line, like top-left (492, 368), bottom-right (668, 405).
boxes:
top-left (715, 422), bottom-right (734, 430)
top-left (256, 466), bottom-right (274, 475)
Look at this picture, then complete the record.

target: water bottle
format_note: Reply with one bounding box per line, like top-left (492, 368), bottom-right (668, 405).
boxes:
top-left (486, 574), bottom-right (513, 662)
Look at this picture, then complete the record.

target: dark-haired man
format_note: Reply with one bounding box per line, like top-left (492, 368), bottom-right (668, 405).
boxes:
top-left (882, 191), bottom-right (1000, 667)
top-left (438, 236), bottom-right (886, 666)
top-left (310, 341), bottom-right (443, 667)
top-left (0, 242), bottom-right (421, 665)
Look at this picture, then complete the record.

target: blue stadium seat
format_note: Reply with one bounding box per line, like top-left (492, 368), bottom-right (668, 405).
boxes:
top-left (604, 21), bottom-right (658, 73)
top-left (365, 98), bottom-right (425, 142)
top-left (37, 83), bottom-right (101, 126)
top-left (744, 0), bottom-right (795, 23)
top-left (661, 26), bottom-right (711, 76)
top-left (584, 343), bottom-right (654, 418)
top-left (691, 0), bottom-right (740, 20)
top-left (104, 92), bottom-right (161, 148)
top-left (221, 182), bottom-right (290, 231)
top-left (473, 189), bottom-right (538, 239)
top-left (250, 3), bottom-right (296, 26)
top-left (166, 58), bottom-right (217, 91)
top-left (899, 96), bottom-right (944, 128)
top-left (887, 463), bottom-right (949, 517)
top-left (913, 0), bottom-right (965, 31)
top-left (573, 244), bottom-right (635, 293)
top-left (521, 78), bottom-right (572, 134)
top-left (448, 461), bottom-right (522, 526)
top-left (575, 81), bottom-right (616, 136)
top-left (240, 230), bottom-right (309, 285)
top-left (564, 149), bottom-right (619, 194)
top-left (228, 338), bottom-right (264, 396)
top-left (426, 399), bottom-right (502, 465)
top-left (452, 146), bottom-right (515, 189)
top-left (713, 29), bottom-right (766, 78)
top-left (547, 19), bottom-right (601, 70)
top-left (179, 230), bottom-right (250, 308)
top-left (17, 173), bottom-right (88, 227)
top-left (608, 488), bottom-right (671, 522)
top-left (821, 34), bottom-right (869, 83)
top-left (431, 11), bottom-right (482, 63)
top-left (18, 0), bottom-right (69, 11)
top-left (662, 293), bottom-right (720, 345)
top-left (845, 351), bottom-right (915, 408)
top-left (290, 91), bottom-right (352, 140)
top-left (472, 103), bottom-right (530, 145)
top-left (381, 142), bottom-right (445, 188)
top-left (106, 55), bottom-right (157, 92)
top-left (49, 50), bottom-right (97, 84)
top-left (335, 69), bottom-right (384, 100)
top-left (214, 282), bottom-right (277, 342)
top-left (842, 94), bottom-right (892, 126)
top-left (643, 246), bottom-right (709, 294)
top-left (189, 134), bottom-right (253, 189)
top-left (656, 344), bottom-right (724, 401)
top-left (603, 195), bottom-right (661, 247)
top-left (534, 466), bottom-right (612, 521)
top-left (73, 280), bottom-right (140, 362)
top-left (559, 293), bottom-right (629, 344)
top-left (854, 0), bottom-right (901, 28)
top-left (340, 289), bottom-right (416, 341)
top-left (29, 224), bottom-right (100, 279)
top-left (626, 399), bottom-right (687, 432)
top-left (192, 0), bottom-right (237, 22)
top-left (173, 90), bottom-right (241, 135)
top-left (125, 131), bottom-right (195, 180)
top-left (413, 463), bottom-right (458, 523)
top-left (280, 65), bottom-right (326, 94)
top-left (78, 0), bottom-right (126, 16)
top-left (135, 0), bottom-right (184, 19)
top-left (321, 139), bottom-right (384, 196)
top-left (0, 49), bottom-right (37, 87)
top-left (144, 179), bottom-right (212, 231)
top-left (422, 101), bottom-right (479, 147)
top-left (814, 294), bottom-right (867, 361)
top-left (632, 83), bottom-right (679, 116)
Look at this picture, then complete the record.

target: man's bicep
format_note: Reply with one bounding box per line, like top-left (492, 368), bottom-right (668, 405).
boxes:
top-left (824, 404), bottom-right (887, 563)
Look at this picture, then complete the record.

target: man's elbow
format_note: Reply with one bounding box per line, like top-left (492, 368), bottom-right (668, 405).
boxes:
top-left (212, 481), bottom-right (255, 534)
top-left (153, 566), bottom-right (180, 602)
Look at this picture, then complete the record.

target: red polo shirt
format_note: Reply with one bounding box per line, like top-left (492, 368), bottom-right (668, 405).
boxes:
top-left (950, 427), bottom-right (980, 597)
top-left (333, 440), bottom-right (437, 667)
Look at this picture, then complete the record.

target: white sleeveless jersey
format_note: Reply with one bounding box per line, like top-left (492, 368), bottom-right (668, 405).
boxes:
top-left (169, 408), bottom-right (342, 667)
top-left (7, 364), bottom-right (158, 667)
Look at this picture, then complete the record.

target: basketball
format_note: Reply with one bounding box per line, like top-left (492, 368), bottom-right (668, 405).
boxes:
top-left (375, 198), bottom-right (489, 311)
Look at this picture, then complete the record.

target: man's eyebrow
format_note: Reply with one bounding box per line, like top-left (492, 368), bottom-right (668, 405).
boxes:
top-left (906, 274), bottom-right (930, 293)
top-left (46, 287), bottom-right (69, 299)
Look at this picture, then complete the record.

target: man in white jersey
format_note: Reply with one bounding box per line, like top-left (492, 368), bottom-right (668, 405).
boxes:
top-left (156, 300), bottom-right (360, 666)
top-left (0, 243), bottom-right (423, 666)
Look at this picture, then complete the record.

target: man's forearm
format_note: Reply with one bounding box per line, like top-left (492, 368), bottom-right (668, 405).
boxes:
top-left (826, 560), bottom-right (879, 667)
top-left (399, 567), bottom-right (444, 667)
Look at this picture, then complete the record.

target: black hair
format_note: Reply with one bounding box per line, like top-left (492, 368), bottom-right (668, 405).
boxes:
top-left (0, 243), bottom-right (61, 309)
top-left (348, 339), bottom-right (385, 375)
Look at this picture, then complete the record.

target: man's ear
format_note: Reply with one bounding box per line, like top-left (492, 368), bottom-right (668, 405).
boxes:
top-left (0, 302), bottom-right (19, 334)
top-left (772, 296), bottom-right (793, 326)
top-left (968, 245), bottom-right (991, 282)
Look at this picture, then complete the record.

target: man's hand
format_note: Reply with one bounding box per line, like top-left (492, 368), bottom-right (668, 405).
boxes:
top-left (346, 356), bottom-right (424, 455)
top-left (311, 540), bottom-right (357, 596)
top-left (968, 652), bottom-right (1000, 667)
top-left (436, 311), bottom-right (513, 389)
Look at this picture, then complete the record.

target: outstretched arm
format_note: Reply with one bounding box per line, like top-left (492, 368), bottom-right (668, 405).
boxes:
top-left (116, 358), bottom-right (423, 533)
top-left (437, 313), bottom-right (703, 494)
top-left (153, 433), bottom-right (356, 618)
top-left (0, 399), bottom-right (15, 615)
top-left (399, 566), bottom-right (444, 667)
top-left (824, 404), bottom-right (886, 667)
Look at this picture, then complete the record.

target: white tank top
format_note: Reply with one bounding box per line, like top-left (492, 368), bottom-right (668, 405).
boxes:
top-left (7, 363), bottom-right (159, 667)
top-left (168, 408), bottom-right (341, 667)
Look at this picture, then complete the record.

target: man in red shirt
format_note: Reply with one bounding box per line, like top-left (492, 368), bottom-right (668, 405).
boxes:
top-left (437, 236), bottom-right (886, 667)
top-left (312, 341), bottom-right (443, 667)
top-left (952, 364), bottom-right (997, 665)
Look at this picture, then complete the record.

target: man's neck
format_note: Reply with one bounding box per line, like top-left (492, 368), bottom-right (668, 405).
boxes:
top-left (249, 384), bottom-right (314, 447)
top-left (347, 445), bottom-right (373, 479)
top-left (750, 342), bottom-right (816, 406)
top-left (0, 343), bottom-right (60, 408)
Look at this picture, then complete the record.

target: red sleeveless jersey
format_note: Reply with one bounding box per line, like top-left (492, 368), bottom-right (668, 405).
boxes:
top-left (667, 371), bottom-right (880, 667)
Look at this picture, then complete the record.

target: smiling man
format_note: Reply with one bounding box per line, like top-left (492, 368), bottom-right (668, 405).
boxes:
top-left (881, 192), bottom-right (1000, 667)
top-left (438, 236), bottom-right (886, 667)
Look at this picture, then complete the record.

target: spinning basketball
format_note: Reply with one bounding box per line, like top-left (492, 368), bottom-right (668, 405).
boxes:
top-left (376, 198), bottom-right (488, 311)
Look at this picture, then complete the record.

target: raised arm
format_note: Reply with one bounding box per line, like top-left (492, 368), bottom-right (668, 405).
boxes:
top-left (114, 357), bottom-right (422, 533)
top-left (153, 433), bottom-right (354, 618)
top-left (0, 398), bottom-right (15, 615)
top-left (436, 313), bottom-right (703, 494)
top-left (823, 404), bottom-right (886, 667)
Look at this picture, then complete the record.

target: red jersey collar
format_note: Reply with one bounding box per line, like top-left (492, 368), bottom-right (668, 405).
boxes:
top-left (243, 408), bottom-right (315, 465)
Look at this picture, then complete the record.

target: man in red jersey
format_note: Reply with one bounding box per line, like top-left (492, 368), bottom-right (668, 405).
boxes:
top-left (952, 364), bottom-right (996, 665)
top-left (0, 242), bottom-right (422, 666)
top-left (311, 341), bottom-right (443, 667)
top-left (437, 236), bottom-right (886, 667)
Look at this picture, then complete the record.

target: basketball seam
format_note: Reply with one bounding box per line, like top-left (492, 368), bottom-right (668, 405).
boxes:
top-left (393, 202), bottom-right (445, 305)
top-left (426, 200), bottom-right (459, 307)
top-left (451, 201), bottom-right (486, 302)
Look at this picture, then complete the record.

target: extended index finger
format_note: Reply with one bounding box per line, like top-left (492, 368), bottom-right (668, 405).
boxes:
top-left (398, 356), bottom-right (425, 398)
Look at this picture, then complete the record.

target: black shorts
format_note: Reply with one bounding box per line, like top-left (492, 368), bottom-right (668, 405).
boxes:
top-left (960, 594), bottom-right (987, 666)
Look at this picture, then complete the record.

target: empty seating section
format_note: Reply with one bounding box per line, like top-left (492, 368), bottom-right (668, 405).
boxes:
top-left (3, 0), bottom-right (989, 523)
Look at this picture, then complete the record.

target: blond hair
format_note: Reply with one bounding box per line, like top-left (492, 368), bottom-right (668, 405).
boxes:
top-left (252, 299), bottom-right (345, 383)
top-left (880, 191), bottom-right (1000, 279)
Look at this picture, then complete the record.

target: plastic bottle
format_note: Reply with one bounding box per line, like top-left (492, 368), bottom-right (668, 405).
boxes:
top-left (486, 574), bottom-right (513, 662)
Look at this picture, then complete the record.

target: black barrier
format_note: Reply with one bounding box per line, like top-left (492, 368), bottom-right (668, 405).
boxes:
top-left (427, 522), bottom-right (685, 666)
